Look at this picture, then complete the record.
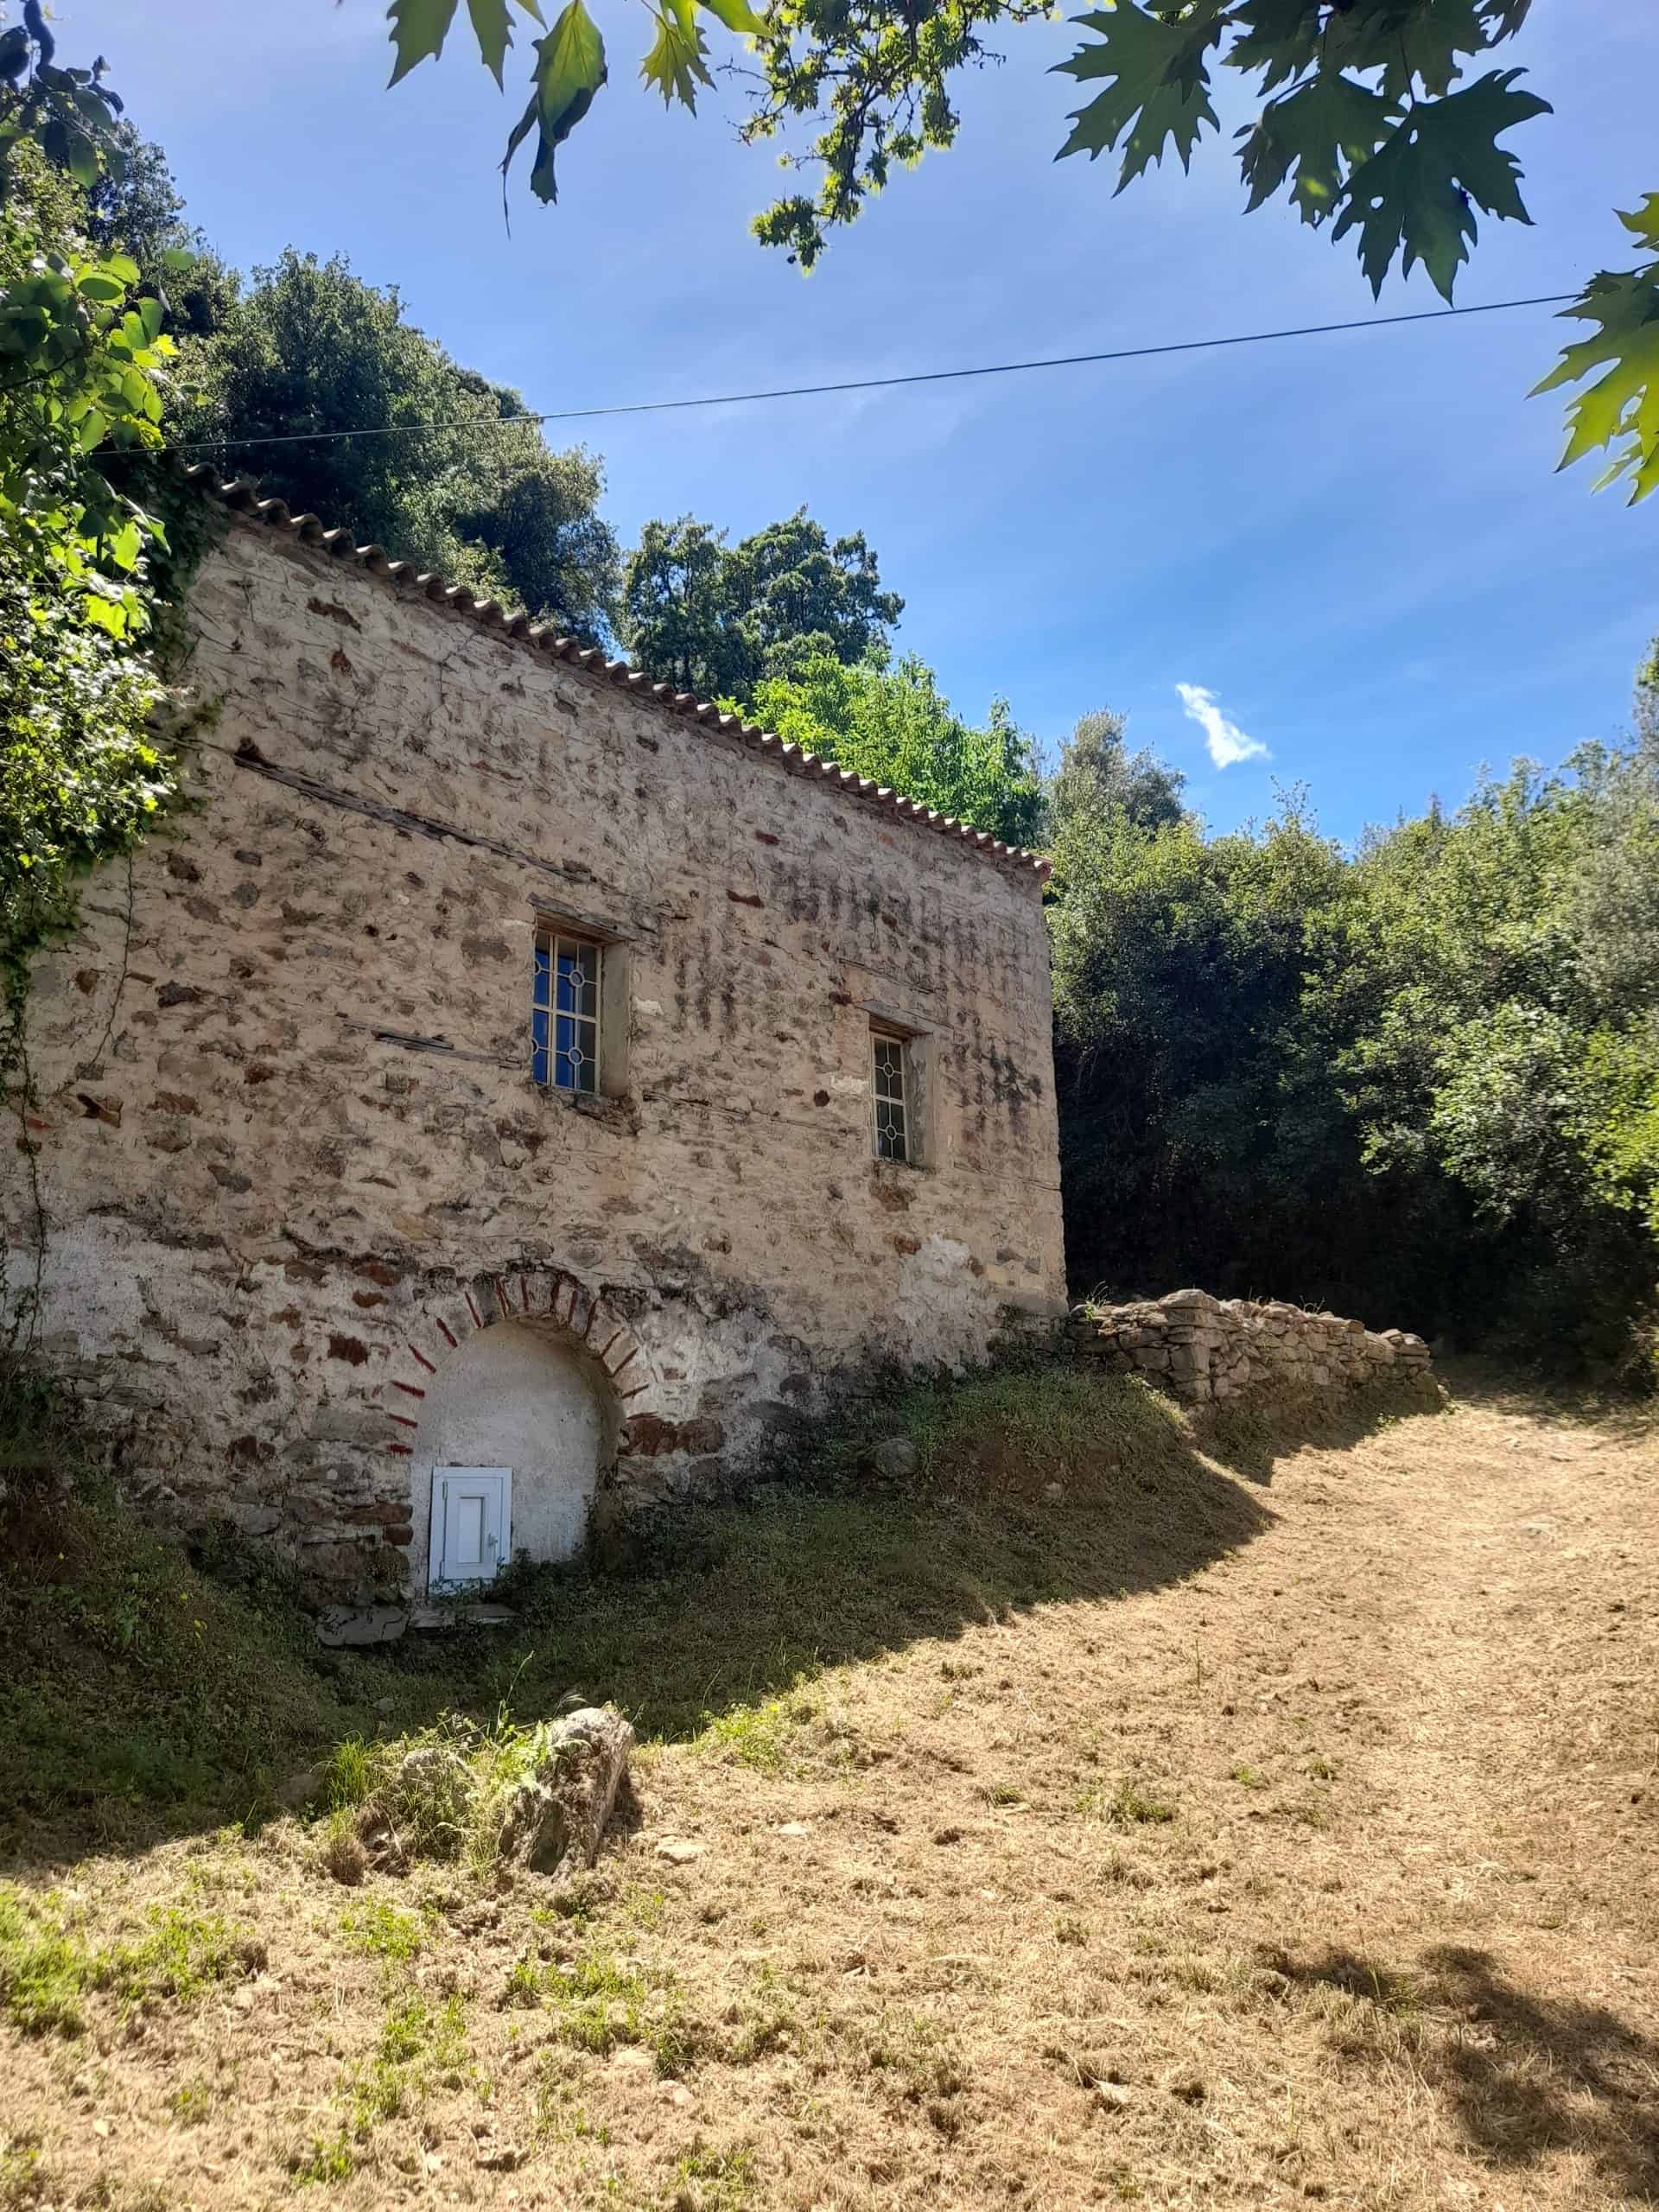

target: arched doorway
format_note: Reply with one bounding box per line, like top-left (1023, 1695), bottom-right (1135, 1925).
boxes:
top-left (405, 1319), bottom-right (618, 1595)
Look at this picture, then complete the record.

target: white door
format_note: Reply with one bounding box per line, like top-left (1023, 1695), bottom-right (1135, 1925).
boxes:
top-left (428, 1467), bottom-right (512, 1594)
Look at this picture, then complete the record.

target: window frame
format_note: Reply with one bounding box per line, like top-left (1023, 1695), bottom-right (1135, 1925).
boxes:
top-left (532, 927), bottom-right (604, 1096)
top-left (871, 1023), bottom-right (912, 1165)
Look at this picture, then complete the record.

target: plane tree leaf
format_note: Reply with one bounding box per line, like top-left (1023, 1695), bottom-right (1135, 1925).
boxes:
top-left (642, 0), bottom-right (715, 109)
top-left (1331, 67), bottom-right (1550, 300)
top-left (1533, 198), bottom-right (1659, 504)
top-left (387, 0), bottom-right (461, 85)
top-left (368, 0), bottom-right (1642, 533)
top-left (1321, 0), bottom-right (1491, 102)
top-left (1224, 0), bottom-right (1324, 96)
top-left (1052, 2), bottom-right (1228, 188)
top-left (391, 0), bottom-right (546, 86)
top-left (1238, 67), bottom-right (1390, 224)
top-left (696, 0), bottom-right (766, 34)
top-left (503, 0), bottom-right (607, 205)
top-left (734, 0), bottom-right (1554, 277)
top-left (466, 0), bottom-right (515, 85)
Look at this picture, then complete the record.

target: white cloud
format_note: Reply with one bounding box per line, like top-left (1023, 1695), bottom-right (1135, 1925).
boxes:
top-left (1175, 683), bottom-right (1270, 769)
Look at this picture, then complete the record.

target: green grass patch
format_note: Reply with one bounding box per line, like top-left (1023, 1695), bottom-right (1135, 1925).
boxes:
top-left (0, 1365), bottom-right (365, 1826)
top-left (858, 2009), bottom-right (969, 2101)
top-left (880, 1361), bottom-right (1187, 1488)
top-left (665, 2142), bottom-right (756, 2209)
top-left (543, 1949), bottom-right (652, 2056)
top-left (320, 1709), bottom-right (589, 1878)
top-left (0, 2133), bottom-right (46, 2211)
top-left (294, 2133), bottom-right (355, 2187)
top-left (1077, 1778), bottom-right (1177, 1827)
top-left (170, 2080), bottom-right (216, 2125)
top-left (0, 1886), bottom-right (258, 2036)
top-left (298, 1991), bottom-right (468, 2183)
top-left (339, 1899), bottom-right (426, 1961)
top-left (507, 1943), bottom-right (698, 2073)
top-left (696, 1692), bottom-right (805, 1774)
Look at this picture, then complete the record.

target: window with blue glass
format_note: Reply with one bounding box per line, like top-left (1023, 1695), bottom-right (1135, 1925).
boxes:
top-left (532, 931), bottom-right (601, 1094)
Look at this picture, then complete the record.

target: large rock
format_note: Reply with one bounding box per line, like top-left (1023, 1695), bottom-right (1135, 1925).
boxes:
top-left (495, 1707), bottom-right (636, 1879)
top-left (864, 1436), bottom-right (919, 1481)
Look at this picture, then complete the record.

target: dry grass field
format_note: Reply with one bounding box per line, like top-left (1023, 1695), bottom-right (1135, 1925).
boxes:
top-left (2, 1365), bottom-right (1656, 2210)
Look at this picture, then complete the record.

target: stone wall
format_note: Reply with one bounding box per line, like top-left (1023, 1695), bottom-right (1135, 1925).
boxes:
top-left (5, 493), bottom-right (1067, 1596)
top-left (1067, 1289), bottom-right (1432, 1406)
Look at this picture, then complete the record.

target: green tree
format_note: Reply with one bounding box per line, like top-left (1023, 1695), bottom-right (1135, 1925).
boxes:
top-left (1336, 747), bottom-right (1659, 1366)
top-left (1048, 787), bottom-right (1411, 1314)
top-left (746, 650), bottom-right (1044, 845)
top-left (1048, 708), bottom-right (1659, 1378)
top-left (1635, 637), bottom-right (1659, 753)
top-left (177, 251), bottom-right (620, 638)
top-left (81, 124), bottom-right (237, 340)
top-left (622, 508), bottom-right (901, 702)
top-left (1047, 707), bottom-right (1186, 847)
top-left (0, 150), bottom-right (176, 1034)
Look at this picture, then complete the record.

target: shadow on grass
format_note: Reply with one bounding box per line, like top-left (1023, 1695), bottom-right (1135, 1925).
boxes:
top-left (1273, 1943), bottom-right (1659, 2199)
top-left (1434, 1354), bottom-right (1658, 1444)
top-left (2, 1363), bottom-right (1282, 1866)
top-left (1192, 1375), bottom-right (1446, 1485)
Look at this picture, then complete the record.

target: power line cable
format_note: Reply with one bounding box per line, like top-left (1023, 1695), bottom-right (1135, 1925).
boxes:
top-left (168, 289), bottom-right (1578, 456)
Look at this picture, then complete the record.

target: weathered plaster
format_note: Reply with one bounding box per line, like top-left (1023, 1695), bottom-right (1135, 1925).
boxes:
top-left (6, 514), bottom-right (1067, 1595)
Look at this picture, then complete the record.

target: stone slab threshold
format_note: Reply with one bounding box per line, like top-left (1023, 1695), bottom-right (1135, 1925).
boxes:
top-left (315, 1602), bottom-right (517, 1647)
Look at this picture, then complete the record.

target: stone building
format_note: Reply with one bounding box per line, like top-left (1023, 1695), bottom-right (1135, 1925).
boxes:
top-left (7, 477), bottom-right (1066, 1597)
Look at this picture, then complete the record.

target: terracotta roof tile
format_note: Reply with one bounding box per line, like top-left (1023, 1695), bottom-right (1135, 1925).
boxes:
top-left (183, 467), bottom-right (1051, 882)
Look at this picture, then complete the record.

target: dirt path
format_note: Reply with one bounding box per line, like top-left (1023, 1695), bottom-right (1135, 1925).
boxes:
top-left (3, 1374), bottom-right (1656, 2210)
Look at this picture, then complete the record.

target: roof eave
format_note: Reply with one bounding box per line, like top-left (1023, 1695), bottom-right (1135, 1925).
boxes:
top-left (184, 467), bottom-right (1052, 885)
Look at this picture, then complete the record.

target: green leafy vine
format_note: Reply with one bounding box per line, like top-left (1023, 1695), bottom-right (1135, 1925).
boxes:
top-left (0, 79), bottom-right (218, 1344)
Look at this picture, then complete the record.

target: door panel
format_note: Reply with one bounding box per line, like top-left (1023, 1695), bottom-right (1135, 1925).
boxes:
top-left (428, 1467), bottom-right (511, 1592)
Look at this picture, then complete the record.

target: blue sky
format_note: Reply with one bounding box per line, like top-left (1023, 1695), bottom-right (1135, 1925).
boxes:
top-left (69, 0), bottom-right (1656, 841)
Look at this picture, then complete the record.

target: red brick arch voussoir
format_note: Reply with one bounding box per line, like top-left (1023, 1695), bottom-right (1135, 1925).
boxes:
top-left (380, 1268), bottom-right (658, 1463)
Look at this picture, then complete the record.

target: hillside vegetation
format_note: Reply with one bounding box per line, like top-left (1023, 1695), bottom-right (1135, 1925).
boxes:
top-left (0, 1360), bottom-right (1255, 1835)
top-left (2, 1362), bottom-right (1655, 2209)
top-left (1052, 710), bottom-right (1659, 1380)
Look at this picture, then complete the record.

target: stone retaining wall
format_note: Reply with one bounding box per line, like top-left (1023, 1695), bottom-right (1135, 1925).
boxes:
top-left (1067, 1289), bottom-right (1432, 1406)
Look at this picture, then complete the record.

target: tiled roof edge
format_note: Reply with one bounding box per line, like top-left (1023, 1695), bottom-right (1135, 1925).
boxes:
top-left (183, 467), bottom-right (1052, 883)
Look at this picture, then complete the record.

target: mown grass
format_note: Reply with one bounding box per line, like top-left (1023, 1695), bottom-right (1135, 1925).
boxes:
top-left (296, 1989), bottom-right (470, 2184)
top-left (506, 1940), bottom-right (701, 2074)
top-left (0, 1885), bottom-right (259, 2036)
top-left (0, 1351), bottom-right (1277, 1840)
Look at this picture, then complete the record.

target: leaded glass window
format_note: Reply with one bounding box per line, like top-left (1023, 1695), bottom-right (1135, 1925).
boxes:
top-left (533, 932), bottom-right (601, 1094)
top-left (873, 1029), bottom-right (909, 1162)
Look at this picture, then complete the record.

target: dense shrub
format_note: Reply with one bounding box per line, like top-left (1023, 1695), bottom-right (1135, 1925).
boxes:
top-left (1050, 721), bottom-right (1659, 1381)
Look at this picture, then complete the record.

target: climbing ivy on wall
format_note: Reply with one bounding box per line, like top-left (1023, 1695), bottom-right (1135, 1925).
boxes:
top-left (0, 127), bottom-right (205, 1341)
